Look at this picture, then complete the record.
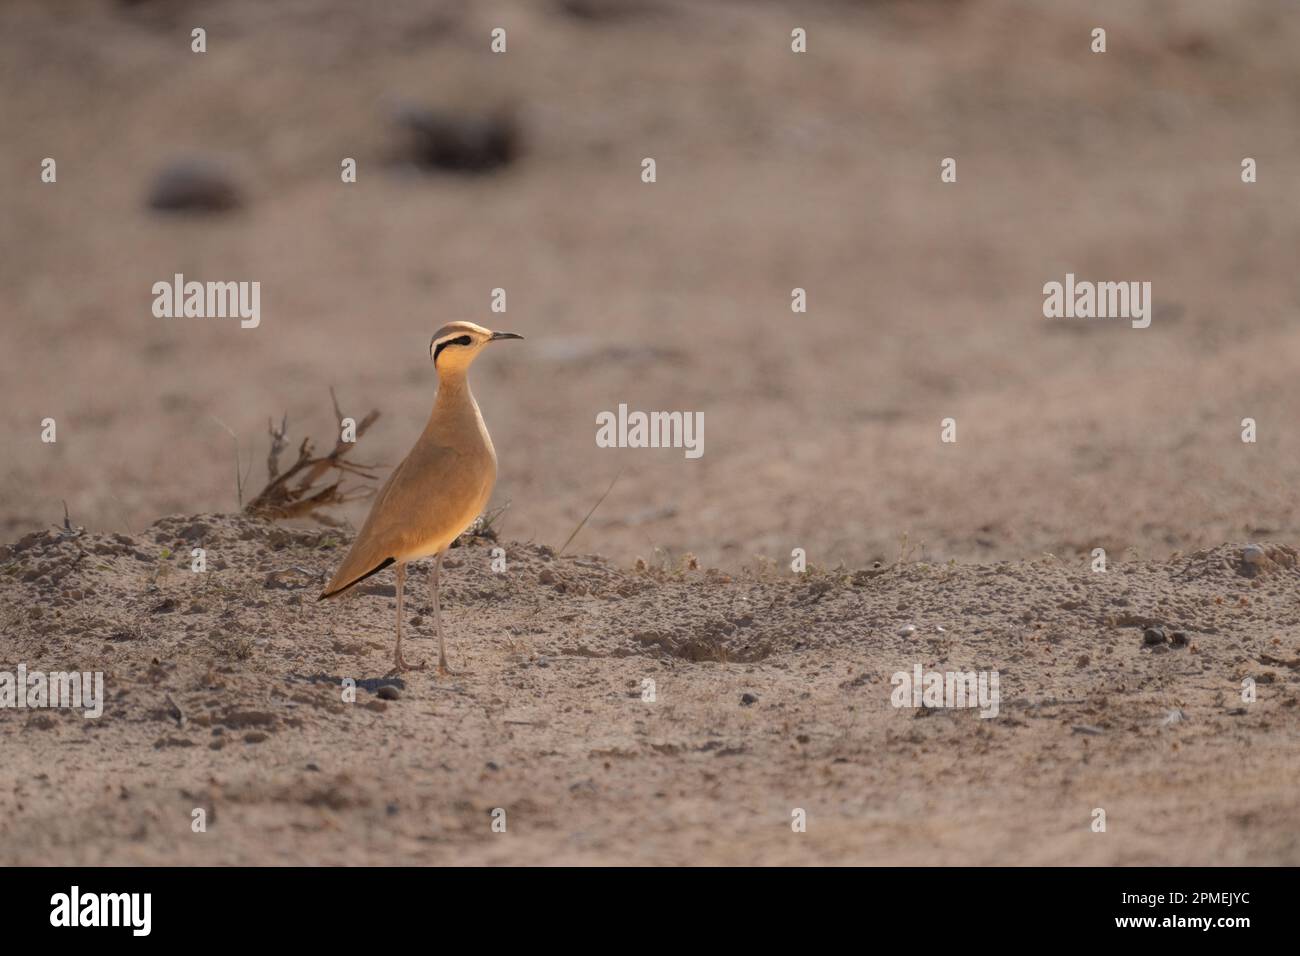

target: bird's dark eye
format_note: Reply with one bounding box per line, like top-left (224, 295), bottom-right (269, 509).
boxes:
top-left (433, 334), bottom-right (474, 362)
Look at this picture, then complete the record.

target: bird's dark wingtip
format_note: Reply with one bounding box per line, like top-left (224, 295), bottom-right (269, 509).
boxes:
top-left (318, 557), bottom-right (395, 602)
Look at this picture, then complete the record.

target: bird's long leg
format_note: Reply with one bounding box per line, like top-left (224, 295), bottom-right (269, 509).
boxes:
top-left (392, 562), bottom-right (424, 673)
top-left (431, 551), bottom-right (453, 675)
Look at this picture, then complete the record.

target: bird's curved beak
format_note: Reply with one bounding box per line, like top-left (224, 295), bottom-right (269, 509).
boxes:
top-left (489, 331), bottom-right (524, 341)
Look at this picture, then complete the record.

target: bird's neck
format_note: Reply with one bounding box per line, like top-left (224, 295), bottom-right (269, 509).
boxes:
top-left (429, 369), bottom-right (480, 427)
top-left (426, 367), bottom-right (496, 464)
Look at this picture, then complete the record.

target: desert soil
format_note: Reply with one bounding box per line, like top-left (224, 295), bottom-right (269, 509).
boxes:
top-left (1, 515), bottom-right (1298, 865)
top-left (2, 0), bottom-right (1299, 864)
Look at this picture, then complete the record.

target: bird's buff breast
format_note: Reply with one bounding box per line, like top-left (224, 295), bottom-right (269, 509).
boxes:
top-left (401, 450), bottom-right (496, 562)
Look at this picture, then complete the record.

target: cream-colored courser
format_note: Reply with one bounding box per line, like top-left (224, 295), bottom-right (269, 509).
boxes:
top-left (319, 321), bottom-right (522, 673)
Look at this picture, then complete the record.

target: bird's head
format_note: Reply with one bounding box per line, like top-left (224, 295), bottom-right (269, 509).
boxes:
top-left (429, 321), bottom-right (523, 374)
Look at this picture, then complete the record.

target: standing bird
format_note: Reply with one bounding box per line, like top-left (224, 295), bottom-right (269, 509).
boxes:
top-left (319, 322), bottom-right (523, 674)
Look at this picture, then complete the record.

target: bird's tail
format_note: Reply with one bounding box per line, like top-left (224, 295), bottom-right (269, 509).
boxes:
top-left (318, 556), bottom-right (395, 601)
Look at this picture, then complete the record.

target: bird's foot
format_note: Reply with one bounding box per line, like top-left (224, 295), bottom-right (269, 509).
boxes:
top-left (388, 652), bottom-right (426, 675)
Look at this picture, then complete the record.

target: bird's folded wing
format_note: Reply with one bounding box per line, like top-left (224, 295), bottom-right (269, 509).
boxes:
top-left (322, 444), bottom-right (475, 596)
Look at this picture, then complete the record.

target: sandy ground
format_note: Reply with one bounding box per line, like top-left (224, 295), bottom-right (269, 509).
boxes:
top-left (1, 514), bottom-right (1298, 865)
top-left (2, 0), bottom-right (1299, 864)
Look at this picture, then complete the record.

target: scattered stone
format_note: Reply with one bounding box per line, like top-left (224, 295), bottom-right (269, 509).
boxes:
top-left (147, 157), bottom-right (242, 212)
top-left (1242, 544), bottom-right (1266, 566)
top-left (377, 685), bottom-right (402, 701)
top-left (1170, 631), bottom-right (1189, 647)
top-left (1143, 627), bottom-right (1167, 646)
top-left (264, 567), bottom-right (317, 590)
top-left (395, 106), bottom-right (520, 173)
top-left (560, 0), bottom-right (659, 22)
top-left (740, 692), bottom-right (758, 706)
top-left (1071, 724), bottom-right (1104, 736)
top-left (897, 624), bottom-right (917, 638)
top-left (220, 710), bottom-right (276, 729)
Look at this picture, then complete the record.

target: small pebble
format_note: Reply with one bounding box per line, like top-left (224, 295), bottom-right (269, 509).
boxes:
top-left (1143, 627), bottom-right (1166, 646)
top-left (1170, 631), bottom-right (1189, 647)
top-left (377, 685), bottom-right (402, 701)
top-left (1242, 544), bottom-right (1266, 566)
top-left (1071, 724), bottom-right (1104, 736)
top-left (740, 692), bottom-right (758, 706)
top-left (897, 624), bottom-right (917, 638)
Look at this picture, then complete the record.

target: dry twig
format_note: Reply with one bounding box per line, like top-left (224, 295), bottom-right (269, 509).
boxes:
top-left (243, 390), bottom-right (382, 522)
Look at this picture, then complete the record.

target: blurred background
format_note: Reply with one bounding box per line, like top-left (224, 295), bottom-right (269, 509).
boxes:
top-left (2, 0), bottom-right (1299, 570)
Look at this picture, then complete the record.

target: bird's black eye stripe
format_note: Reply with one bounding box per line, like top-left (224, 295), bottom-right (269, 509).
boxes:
top-left (433, 334), bottom-right (474, 362)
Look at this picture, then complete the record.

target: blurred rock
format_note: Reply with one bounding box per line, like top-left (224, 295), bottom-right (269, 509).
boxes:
top-left (558, 0), bottom-right (661, 22)
top-left (147, 158), bottom-right (242, 212)
top-left (394, 106), bottom-right (520, 174)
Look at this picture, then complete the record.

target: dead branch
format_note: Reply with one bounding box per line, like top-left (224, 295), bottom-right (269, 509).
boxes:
top-left (266, 413), bottom-right (288, 480)
top-left (243, 390), bottom-right (382, 522)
